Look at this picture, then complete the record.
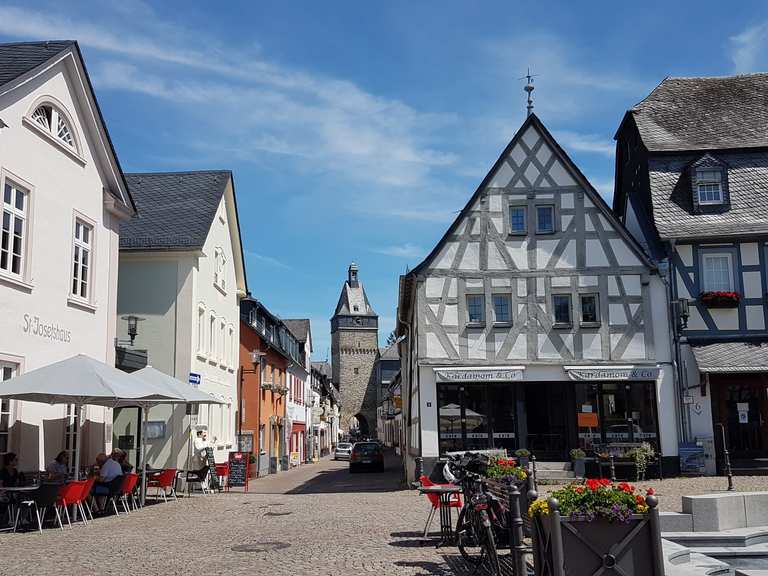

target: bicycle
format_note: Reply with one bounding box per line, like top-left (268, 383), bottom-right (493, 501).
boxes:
top-left (444, 453), bottom-right (504, 575)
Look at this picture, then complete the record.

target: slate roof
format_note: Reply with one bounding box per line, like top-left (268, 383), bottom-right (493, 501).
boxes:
top-left (692, 341), bottom-right (768, 373)
top-left (121, 171), bottom-right (231, 250)
top-left (648, 152), bottom-right (768, 239)
top-left (283, 319), bottom-right (310, 344)
top-left (631, 74), bottom-right (768, 152)
top-left (334, 278), bottom-right (377, 316)
top-left (379, 343), bottom-right (400, 360)
top-left (0, 40), bottom-right (74, 87)
top-left (311, 361), bottom-right (332, 379)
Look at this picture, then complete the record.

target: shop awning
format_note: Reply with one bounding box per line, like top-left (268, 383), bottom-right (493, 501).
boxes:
top-left (691, 341), bottom-right (768, 373)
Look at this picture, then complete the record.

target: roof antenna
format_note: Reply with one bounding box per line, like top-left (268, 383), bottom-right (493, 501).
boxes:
top-left (520, 68), bottom-right (538, 116)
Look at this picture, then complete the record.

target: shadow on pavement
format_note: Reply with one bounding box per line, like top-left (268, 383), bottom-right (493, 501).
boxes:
top-left (285, 451), bottom-right (404, 495)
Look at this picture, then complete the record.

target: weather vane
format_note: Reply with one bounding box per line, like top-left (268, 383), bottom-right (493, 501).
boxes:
top-left (519, 68), bottom-right (539, 116)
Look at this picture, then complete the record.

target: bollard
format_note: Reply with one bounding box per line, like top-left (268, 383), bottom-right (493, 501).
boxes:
top-left (547, 497), bottom-right (566, 576)
top-left (509, 484), bottom-right (528, 576)
top-left (609, 454), bottom-right (617, 483)
top-left (531, 454), bottom-right (538, 492)
top-left (646, 494), bottom-right (665, 576)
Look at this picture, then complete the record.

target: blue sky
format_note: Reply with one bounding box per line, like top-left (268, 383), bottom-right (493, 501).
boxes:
top-left (2, 1), bottom-right (768, 359)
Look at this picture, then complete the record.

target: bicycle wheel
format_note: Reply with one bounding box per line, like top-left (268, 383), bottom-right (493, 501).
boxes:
top-left (480, 512), bottom-right (501, 576)
top-left (456, 507), bottom-right (483, 565)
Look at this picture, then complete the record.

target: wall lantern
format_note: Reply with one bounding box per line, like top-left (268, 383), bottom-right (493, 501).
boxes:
top-left (121, 315), bottom-right (145, 346)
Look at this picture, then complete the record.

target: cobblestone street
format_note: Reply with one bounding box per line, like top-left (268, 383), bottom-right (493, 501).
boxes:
top-left (0, 454), bottom-right (473, 576)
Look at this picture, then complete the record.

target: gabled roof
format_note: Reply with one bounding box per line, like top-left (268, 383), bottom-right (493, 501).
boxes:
top-left (121, 170), bottom-right (231, 250)
top-left (0, 40), bottom-right (74, 88)
top-left (283, 319), bottom-right (310, 344)
top-left (647, 151), bottom-right (768, 239)
top-left (408, 113), bottom-right (654, 278)
top-left (0, 40), bottom-right (136, 215)
top-left (630, 74), bottom-right (768, 152)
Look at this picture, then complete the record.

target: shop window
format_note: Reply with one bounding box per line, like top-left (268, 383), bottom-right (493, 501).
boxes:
top-left (580, 294), bottom-right (599, 325)
top-left (552, 294), bottom-right (572, 326)
top-left (0, 363), bottom-right (15, 452)
top-left (509, 205), bottom-right (527, 234)
top-left (493, 294), bottom-right (511, 324)
top-left (466, 294), bottom-right (485, 324)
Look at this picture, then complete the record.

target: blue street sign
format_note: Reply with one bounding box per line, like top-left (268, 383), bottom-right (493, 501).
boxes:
top-left (189, 372), bottom-right (201, 386)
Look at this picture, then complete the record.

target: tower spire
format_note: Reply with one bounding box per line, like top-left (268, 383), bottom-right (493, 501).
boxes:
top-left (521, 68), bottom-right (537, 116)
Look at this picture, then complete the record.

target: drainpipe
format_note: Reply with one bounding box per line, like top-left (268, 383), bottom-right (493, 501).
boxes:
top-left (665, 240), bottom-right (689, 443)
top-left (396, 283), bottom-right (414, 485)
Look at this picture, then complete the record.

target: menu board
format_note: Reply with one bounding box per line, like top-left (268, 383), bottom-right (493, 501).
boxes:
top-left (228, 451), bottom-right (250, 491)
top-left (205, 447), bottom-right (220, 491)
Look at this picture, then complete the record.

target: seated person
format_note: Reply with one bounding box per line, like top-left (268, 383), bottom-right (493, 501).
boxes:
top-left (45, 451), bottom-right (69, 480)
top-left (113, 448), bottom-right (133, 474)
top-left (0, 453), bottom-right (25, 487)
top-left (91, 452), bottom-right (123, 510)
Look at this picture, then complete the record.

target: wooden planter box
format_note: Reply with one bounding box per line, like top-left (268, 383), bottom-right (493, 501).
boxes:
top-left (531, 497), bottom-right (665, 576)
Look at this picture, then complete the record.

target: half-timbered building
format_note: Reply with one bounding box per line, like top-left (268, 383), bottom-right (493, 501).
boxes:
top-left (397, 113), bottom-right (676, 480)
top-left (614, 74), bottom-right (768, 472)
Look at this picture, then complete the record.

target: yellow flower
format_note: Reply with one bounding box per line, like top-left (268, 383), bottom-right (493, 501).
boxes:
top-left (636, 504), bottom-right (649, 514)
top-left (528, 499), bottom-right (550, 517)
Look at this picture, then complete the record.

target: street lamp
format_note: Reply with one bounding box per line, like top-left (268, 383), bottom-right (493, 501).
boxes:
top-left (120, 315), bottom-right (145, 346)
top-left (677, 298), bottom-right (690, 330)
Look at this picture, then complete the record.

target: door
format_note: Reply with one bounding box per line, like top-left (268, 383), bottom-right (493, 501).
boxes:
top-left (524, 383), bottom-right (568, 460)
top-left (715, 380), bottom-right (768, 459)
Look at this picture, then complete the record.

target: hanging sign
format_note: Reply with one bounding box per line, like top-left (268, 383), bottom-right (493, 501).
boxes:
top-left (189, 372), bottom-right (201, 387)
top-left (435, 367), bottom-right (524, 383)
top-left (565, 366), bottom-right (660, 381)
top-left (578, 412), bottom-right (599, 428)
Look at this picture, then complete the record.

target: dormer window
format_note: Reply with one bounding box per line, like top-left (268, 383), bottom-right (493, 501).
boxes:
top-left (31, 103), bottom-right (75, 149)
top-left (696, 169), bottom-right (723, 205)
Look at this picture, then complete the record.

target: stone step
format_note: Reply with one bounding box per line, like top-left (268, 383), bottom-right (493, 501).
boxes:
top-left (535, 469), bottom-right (576, 480)
top-left (533, 461), bottom-right (572, 471)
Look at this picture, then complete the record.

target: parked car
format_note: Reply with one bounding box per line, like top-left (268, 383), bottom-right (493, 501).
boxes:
top-left (349, 441), bottom-right (385, 473)
top-left (334, 442), bottom-right (353, 460)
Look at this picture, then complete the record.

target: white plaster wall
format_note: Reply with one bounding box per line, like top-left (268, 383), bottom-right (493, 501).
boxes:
top-left (0, 57), bottom-right (125, 470)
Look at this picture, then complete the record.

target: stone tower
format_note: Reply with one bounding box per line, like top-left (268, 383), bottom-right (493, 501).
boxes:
top-left (331, 263), bottom-right (379, 437)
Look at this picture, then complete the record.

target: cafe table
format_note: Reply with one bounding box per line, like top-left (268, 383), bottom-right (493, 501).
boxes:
top-left (0, 486), bottom-right (41, 532)
top-left (417, 484), bottom-right (461, 547)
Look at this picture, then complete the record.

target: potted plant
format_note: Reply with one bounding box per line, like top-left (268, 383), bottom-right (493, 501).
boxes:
top-left (514, 448), bottom-right (531, 469)
top-left (569, 448), bottom-right (586, 478)
top-left (699, 290), bottom-right (740, 309)
top-left (529, 481), bottom-right (664, 576)
top-left (626, 442), bottom-right (655, 481)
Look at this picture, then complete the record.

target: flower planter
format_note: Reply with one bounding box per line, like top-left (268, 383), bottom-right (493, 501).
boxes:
top-left (699, 291), bottom-right (740, 309)
top-left (531, 496), bottom-right (664, 576)
top-left (572, 458), bottom-right (586, 478)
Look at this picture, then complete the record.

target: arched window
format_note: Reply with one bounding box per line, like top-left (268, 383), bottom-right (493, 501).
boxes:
top-left (28, 101), bottom-right (78, 152)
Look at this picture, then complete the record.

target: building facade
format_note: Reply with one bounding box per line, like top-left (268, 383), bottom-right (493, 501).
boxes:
top-left (331, 263), bottom-right (379, 437)
top-left (614, 74), bottom-right (768, 472)
top-left (284, 319), bottom-right (312, 466)
top-left (312, 361), bottom-right (341, 454)
top-left (0, 41), bottom-right (136, 471)
top-left (375, 343), bottom-right (400, 445)
top-left (116, 170), bottom-right (247, 467)
top-left (239, 298), bottom-right (292, 476)
top-left (397, 114), bottom-right (676, 480)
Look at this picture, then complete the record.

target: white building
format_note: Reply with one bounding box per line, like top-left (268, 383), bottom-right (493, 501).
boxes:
top-left (284, 319), bottom-right (313, 465)
top-left (0, 41), bottom-right (136, 471)
top-left (397, 113), bottom-right (676, 481)
top-left (116, 170), bottom-right (247, 467)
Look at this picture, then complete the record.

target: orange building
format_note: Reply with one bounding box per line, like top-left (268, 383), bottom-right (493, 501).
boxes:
top-left (239, 297), bottom-right (303, 476)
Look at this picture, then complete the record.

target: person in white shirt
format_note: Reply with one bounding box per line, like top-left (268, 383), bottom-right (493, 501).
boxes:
top-left (192, 430), bottom-right (210, 469)
top-left (91, 452), bottom-right (124, 511)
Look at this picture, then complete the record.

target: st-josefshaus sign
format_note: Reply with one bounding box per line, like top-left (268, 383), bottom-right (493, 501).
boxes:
top-left (434, 367), bottom-right (524, 383)
top-left (22, 314), bottom-right (71, 343)
top-left (564, 366), bottom-right (660, 382)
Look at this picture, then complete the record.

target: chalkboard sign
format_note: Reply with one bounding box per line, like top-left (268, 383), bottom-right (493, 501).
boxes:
top-left (205, 447), bottom-right (220, 491)
top-left (228, 451), bottom-right (250, 491)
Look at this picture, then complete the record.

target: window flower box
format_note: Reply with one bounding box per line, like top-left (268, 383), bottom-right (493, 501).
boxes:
top-left (699, 291), bottom-right (740, 309)
top-left (529, 482), bottom-right (664, 576)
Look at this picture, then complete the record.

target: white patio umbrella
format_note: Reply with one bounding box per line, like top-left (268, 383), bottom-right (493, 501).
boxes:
top-left (0, 354), bottom-right (184, 484)
top-left (132, 366), bottom-right (224, 503)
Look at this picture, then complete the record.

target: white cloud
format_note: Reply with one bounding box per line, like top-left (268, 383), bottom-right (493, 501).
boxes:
top-left (247, 251), bottom-right (292, 270)
top-left (730, 21), bottom-right (768, 72)
top-left (374, 243), bottom-right (425, 258)
top-left (555, 131), bottom-right (615, 157)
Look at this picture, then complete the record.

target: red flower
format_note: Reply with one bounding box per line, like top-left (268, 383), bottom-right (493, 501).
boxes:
top-left (618, 482), bottom-right (633, 494)
top-left (574, 486), bottom-right (584, 494)
top-left (646, 488), bottom-right (655, 495)
top-left (635, 495), bottom-right (645, 505)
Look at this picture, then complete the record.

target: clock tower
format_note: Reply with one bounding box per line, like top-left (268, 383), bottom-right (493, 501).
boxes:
top-left (331, 263), bottom-right (379, 437)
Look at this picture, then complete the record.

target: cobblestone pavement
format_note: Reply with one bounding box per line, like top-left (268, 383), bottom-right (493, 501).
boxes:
top-left (5, 455), bottom-right (768, 576)
top-left (0, 454), bottom-right (478, 576)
